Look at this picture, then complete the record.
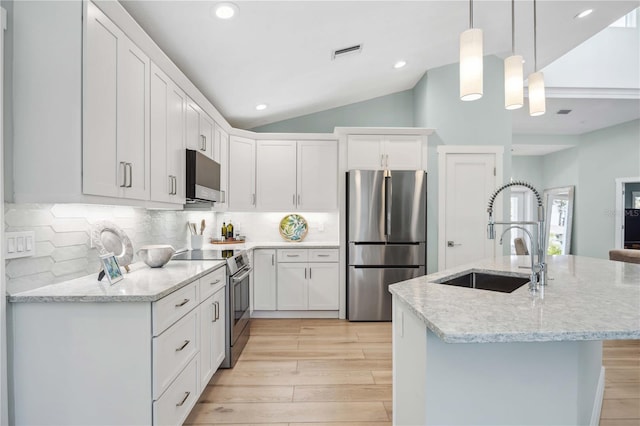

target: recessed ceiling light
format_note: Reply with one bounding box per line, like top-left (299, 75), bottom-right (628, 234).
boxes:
top-left (574, 9), bottom-right (593, 19)
top-left (255, 104), bottom-right (267, 111)
top-left (394, 60), bottom-right (407, 69)
top-left (213, 2), bottom-right (238, 20)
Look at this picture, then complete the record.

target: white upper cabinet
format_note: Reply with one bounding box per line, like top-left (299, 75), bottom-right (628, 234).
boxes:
top-left (255, 139), bottom-right (338, 211)
top-left (256, 141), bottom-right (298, 211)
top-left (212, 123), bottom-right (229, 210)
top-left (83, 2), bottom-right (150, 201)
top-left (150, 63), bottom-right (186, 204)
top-left (347, 134), bottom-right (424, 170)
top-left (297, 140), bottom-right (338, 210)
top-left (228, 136), bottom-right (256, 210)
top-left (186, 99), bottom-right (215, 160)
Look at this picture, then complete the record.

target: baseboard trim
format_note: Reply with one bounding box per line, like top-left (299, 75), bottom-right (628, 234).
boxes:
top-left (251, 310), bottom-right (339, 319)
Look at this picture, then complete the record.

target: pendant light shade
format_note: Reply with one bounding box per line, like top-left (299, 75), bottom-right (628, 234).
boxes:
top-left (528, 71), bottom-right (546, 116)
top-left (504, 55), bottom-right (524, 110)
top-left (460, 28), bottom-right (483, 101)
top-left (504, 0), bottom-right (523, 110)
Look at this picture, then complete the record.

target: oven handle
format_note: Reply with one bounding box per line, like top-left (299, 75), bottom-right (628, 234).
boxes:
top-left (231, 267), bottom-right (253, 283)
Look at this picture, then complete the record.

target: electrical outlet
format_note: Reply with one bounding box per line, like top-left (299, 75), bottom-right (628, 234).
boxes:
top-left (5, 231), bottom-right (36, 259)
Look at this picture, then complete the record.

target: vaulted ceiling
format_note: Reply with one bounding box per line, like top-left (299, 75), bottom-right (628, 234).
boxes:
top-left (120, 0), bottom-right (640, 133)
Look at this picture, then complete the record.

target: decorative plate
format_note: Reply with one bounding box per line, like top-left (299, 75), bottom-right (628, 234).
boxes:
top-left (279, 214), bottom-right (308, 242)
top-left (90, 220), bottom-right (134, 269)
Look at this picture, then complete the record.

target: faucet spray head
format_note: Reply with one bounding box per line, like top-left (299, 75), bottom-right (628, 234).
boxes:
top-left (487, 213), bottom-right (495, 239)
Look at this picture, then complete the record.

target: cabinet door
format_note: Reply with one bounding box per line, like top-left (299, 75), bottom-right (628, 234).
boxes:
top-left (384, 135), bottom-right (423, 170)
top-left (83, 2), bottom-right (121, 198)
top-left (347, 135), bottom-right (384, 170)
top-left (150, 64), bottom-right (185, 204)
top-left (212, 287), bottom-right (226, 370)
top-left (253, 249), bottom-right (277, 311)
top-left (228, 136), bottom-right (256, 210)
top-left (213, 124), bottom-right (229, 210)
top-left (199, 296), bottom-right (214, 392)
top-left (200, 113), bottom-right (214, 160)
top-left (276, 263), bottom-right (308, 310)
top-left (185, 99), bottom-right (201, 152)
top-left (308, 262), bottom-right (339, 310)
top-left (256, 140), bottom-right (297, 211)
top-left (297, 140), bottom-right (338, 210)
top-left (166, 82), bottom-right (186, 202)
top-left (117, 36), bottom-right (150, 200)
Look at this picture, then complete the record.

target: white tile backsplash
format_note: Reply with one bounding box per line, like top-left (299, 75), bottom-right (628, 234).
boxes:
top-left (4, 203), bottom-right (214, 294)
top-left (213, 212), bottom-right (339, 243)
top-left (4, 203), bottom-right (339, 294)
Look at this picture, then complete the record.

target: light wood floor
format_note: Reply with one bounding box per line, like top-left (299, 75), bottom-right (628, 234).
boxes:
top-left (185, 319), bottom-right (639, 425)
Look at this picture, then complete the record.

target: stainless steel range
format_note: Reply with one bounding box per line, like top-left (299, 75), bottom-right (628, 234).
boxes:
top-left (173, 249), bottom-right (251, 368)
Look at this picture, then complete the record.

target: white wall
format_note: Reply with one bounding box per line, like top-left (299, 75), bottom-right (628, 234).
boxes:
top-left (543, 23), bottom-right (640, 90)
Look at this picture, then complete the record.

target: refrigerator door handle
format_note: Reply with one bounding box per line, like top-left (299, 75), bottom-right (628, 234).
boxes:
top-left (385, 175), bottom-right (392, 237)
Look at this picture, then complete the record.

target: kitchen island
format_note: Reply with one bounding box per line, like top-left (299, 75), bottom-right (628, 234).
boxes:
top-left (389, 255), bottom-right (640, 425)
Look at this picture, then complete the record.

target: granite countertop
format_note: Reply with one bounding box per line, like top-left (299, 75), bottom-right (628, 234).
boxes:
top-left (389, 255), bottom-right (640, 344)
top-left (8, 260), bottom-right (226, 303)
top-left (197, 241), bottom-right (340, 251)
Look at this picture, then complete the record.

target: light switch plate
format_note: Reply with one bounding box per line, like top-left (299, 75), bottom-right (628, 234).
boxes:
top-left (5, 231), bottom-right (36, 259)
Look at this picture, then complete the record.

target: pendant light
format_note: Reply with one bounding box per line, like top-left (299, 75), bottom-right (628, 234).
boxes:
top-left (504, 0), bottom-right (523, 110)
top-left (460, 0), bottom-right (483, 101)
top-left (528, 0), bottom-right (546, 116)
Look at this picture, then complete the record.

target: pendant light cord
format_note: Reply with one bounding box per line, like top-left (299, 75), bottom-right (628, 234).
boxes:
top-left (511, 0), bottom-right (515, 55)
top-left (533, 0), bottom-right (538, 72)
top-left (470, 0), bottom-right (474, 28)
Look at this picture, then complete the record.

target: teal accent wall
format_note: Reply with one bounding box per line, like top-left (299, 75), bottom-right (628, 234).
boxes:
top-left (575, 119), bottom-right (640, 258)
top-left (417, 56), bottom-right (514, 270)
top-left (512, 156), bottom-right (544, 193)
top-left (251, 89), bottom-right (414, 133)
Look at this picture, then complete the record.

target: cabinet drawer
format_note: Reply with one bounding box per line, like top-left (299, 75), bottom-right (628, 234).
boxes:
top-left (278, 249), bottom-right (308, 263)
top-left (199, 266), bottom-right (226, 302)
top-left (309, 249), bottom-right (338, 262)
top-left (153, 309), bottom-right (199, 399)
top-left (153, 356), bottom-right (199, 426)
top-left (153, 282), bottom-right (198, 336)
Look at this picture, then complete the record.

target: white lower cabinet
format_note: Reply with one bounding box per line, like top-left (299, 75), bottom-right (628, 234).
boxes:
top-left (275, 249), bottom-right (339, 311)
top-left (10, 264), bottom-right (227, 426)
top-left (253, 249), bottom-right (277, 310)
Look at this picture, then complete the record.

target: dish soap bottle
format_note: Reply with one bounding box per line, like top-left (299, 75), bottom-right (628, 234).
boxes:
top-left (226, 221), bottom-right (234, 239)
top-left (221, 222), bottom-right (226, 241)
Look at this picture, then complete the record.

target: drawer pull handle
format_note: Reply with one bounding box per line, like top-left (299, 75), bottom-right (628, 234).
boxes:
top-left (317, 254), bottom-right (330, 257)
top-left (210, 279), bottom-right (221, 285)
top-left (175, 299), bottom-right (190, 308)
top-left (176, 340), bottom-right (190, 352)
top-left (176, 391), bottom-right (191, 407)
top-left (287, 254), bottom-right (299, 257)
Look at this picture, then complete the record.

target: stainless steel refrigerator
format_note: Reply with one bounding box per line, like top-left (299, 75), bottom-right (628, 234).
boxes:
top-left (347, 170), bottom-right (427, 321)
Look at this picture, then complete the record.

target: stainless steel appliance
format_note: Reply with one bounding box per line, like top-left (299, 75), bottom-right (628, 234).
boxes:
top-left (347, 170), bottom-right (427, 321)
top-left (185, 149), bottom-right (222, 203)
top-left (223, 250), bottom-right (251, 368)
top-left (172, 249), bottom-right (251, 368)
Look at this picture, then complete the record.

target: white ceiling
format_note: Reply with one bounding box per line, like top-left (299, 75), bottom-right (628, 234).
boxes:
top-left (120, 0), bottom-right (640, 133)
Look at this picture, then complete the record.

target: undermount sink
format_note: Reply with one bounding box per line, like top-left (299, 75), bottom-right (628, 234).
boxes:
top-left (433, 271), bottom-right (530, 293)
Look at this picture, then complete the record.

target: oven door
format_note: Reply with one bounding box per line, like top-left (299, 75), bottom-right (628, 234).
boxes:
top-left (230, 266), bottom-right (251, 346)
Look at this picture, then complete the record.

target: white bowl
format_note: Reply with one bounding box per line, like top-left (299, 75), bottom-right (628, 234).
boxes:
top-left (137, 245), bottom-right (175, 268)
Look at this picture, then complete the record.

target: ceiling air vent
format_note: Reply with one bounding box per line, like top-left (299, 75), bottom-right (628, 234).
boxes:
top-left (332, 44), bottom-right (363, 60)
top-left (557, 109), bottom-right (572, 115)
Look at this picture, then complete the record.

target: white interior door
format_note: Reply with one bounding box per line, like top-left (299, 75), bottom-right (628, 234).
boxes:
top-left (439, 150), bottom-right (501, 270)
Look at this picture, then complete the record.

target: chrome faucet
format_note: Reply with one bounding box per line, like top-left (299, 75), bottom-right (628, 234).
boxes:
top-left (499, 226), bottom-right (541, 292)
top-left (487, 181), bottom-right (547, 288)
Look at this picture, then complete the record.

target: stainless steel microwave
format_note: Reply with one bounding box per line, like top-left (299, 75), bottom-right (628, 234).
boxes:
top-left (185, 149), bottom-right (222, 203)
